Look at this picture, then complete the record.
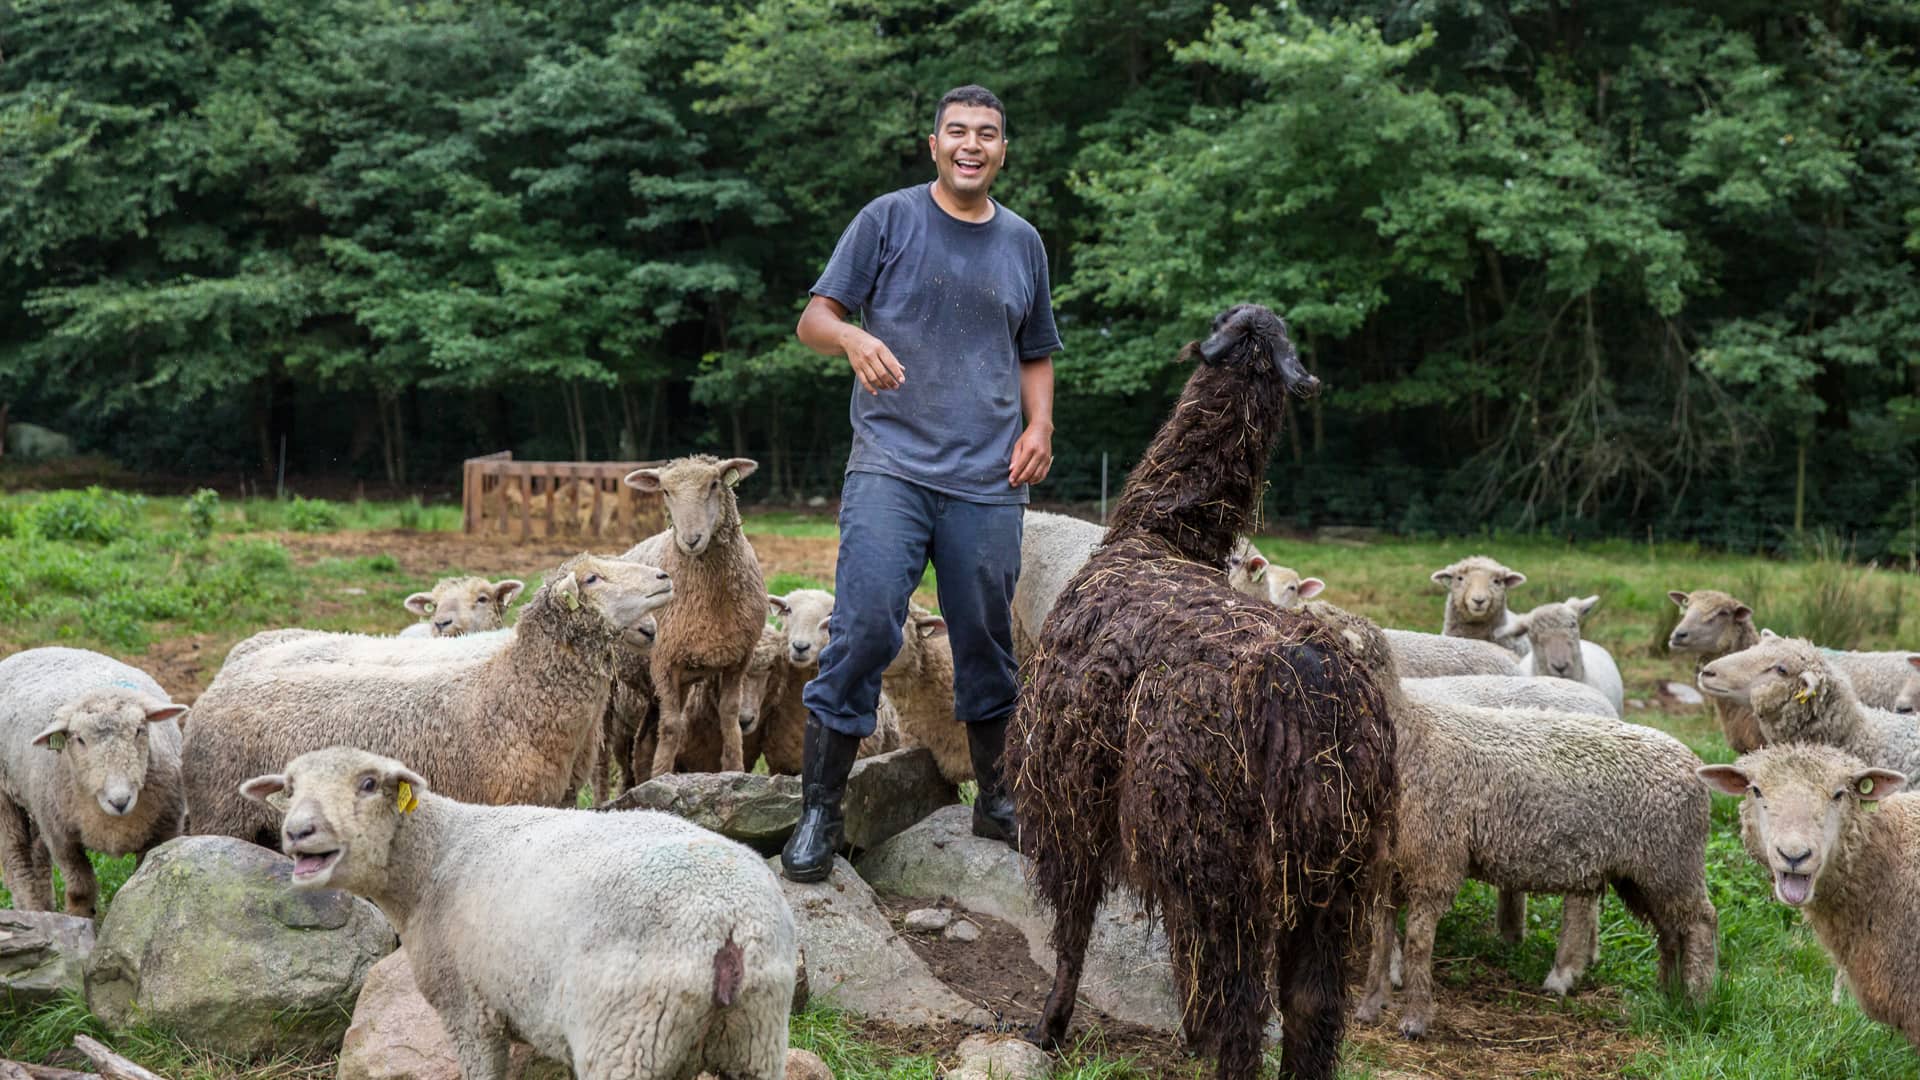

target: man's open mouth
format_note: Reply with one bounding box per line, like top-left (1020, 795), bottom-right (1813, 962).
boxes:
top-left (955, 157), bottom-right (983, 175)
top-left (291, 850), bottom-right (341, 880)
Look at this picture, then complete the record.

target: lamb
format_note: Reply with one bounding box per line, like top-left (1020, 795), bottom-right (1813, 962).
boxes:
top-left (1403, 675), bottom-right (1616, 718)
top-left (1698, 635), bottom-right (1920, 780)
top-left (1897, 656), bottom-right (1919, 715)
top-left (1225, 538), bottom-right (1324, 609)
top-left (881, 608), bottom-right (968, 784)
top-left (1698, 745), bottom-right (1919, 1049)
top-left (1500, 597), bottom-right (1627, 714)
top-left (1665, 589), bottom-right (1765, 753)
top-left (1011, 304), bottom-right (1396, 1080)
top-left (399, 576), bottom-right (524, 638)
top-left (1009, 510), bottom-right (1104, 665)
top-left (241, 746), bottom-right (795, 1078)
top-left (621, 456), bottom-right (767, 777)
top-left (1381, 628), bottom-right (1522, 678)
top-left (777, 588), bottom-right (836, 667)
top-left (1431, 555), bottom-right (1529, 654)
top-left (0, 648), bottom-right (187, 916)
top-left (181, 554), bottom-right (674, 847)
top-left (1324, 605), bottom-right (1716, 1037)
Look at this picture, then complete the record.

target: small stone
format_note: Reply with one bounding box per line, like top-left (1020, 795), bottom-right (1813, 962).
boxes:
top-left (341, 587), bottom-right (368, 596)
top-left (806, 496), bottom-right (828, 508)
top-left (785, 1048), bottom-right (834, 1080)
top-left (953, 1034), bottom-right (1052, 1080)
top-left (942, 919), bottom-right (981, 943)
top-left (1659, 680), bottom-right (1705, 706)
top-left (902, 908), bottom-right (952, 933)
top-left (1627, 699), bottom-right (1649, 710)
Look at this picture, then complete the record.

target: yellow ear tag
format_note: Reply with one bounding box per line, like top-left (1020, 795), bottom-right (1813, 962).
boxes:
top-left (563, 591), bottom-right (580, 612)
top-left (396, 781), bottom-right (418, 814)
top-left (1794, 687), bottom-right (1814, 704)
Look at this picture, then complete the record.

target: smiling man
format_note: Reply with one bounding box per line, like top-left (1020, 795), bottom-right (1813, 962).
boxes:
top-left (783, 84), bottom-right (1060, 882)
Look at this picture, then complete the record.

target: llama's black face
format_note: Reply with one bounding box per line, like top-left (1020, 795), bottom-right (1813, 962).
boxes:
top-left (1197, 304), bottom-right (1318, 396)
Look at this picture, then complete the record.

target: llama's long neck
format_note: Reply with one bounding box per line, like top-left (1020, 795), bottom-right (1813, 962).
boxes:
top-left (1105, 362), bottom-right (1288, 567)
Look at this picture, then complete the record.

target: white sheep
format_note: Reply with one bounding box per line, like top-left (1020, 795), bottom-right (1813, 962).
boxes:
top-left (241, 746), bottom-right (796, 1078)
top-left (1430, 554), bottom-right (1529, 655)
top-left (182, 555), bottom-right (674, 846)
top-left (1821, 648), bottom-right (1920, 712)
top-left (1313, 605), bottom-right (1716, 1038)
top-left (1380, 628), bottom-right (1522, 678)
top-left (1403, 675), bottom-right (1617, 718)
top-left (1698, 745), bottom-right (1919, 1051)
top-left (1699, 635), bottom-right (1920, 780)
top-left (1666, 589), bottom-right (1765, 753)
top-left (0, 648), bottom-right (186, 916)
top-left (1009, 510), bottom-right (1104, 664)
top-left (399, 576), bottom-right (524, 638)
top-left (776, 588), bottom-right (836, 668)
top-left (881, 607), bottom-right (970, 785)
top-left (1225, 538), bottom-right (1324, 609)
top-left (1501, 597), bottom-right (1626, 714)
top-left (1897, 655), bottom-right (1919, 715)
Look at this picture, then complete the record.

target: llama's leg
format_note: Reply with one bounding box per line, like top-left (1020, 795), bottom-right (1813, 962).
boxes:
top-left (1397, 887), bottom-right (1453, 1039)
top-left (1030, 882), bottom-right (1099, 1050)
top-left (1273, 901), bottom-right (1351, 1080)
top-left (1354, 895), bottom-right (1398, 1024)
top-left (1496, 888), bottom-right (1527, 944)
top-left (1166, 913), bottom-right (1266, 1080)
top-left (1544, 891), bottom-right (1600, 995)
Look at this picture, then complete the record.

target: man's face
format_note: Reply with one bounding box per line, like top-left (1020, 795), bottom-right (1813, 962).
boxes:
top-left (928, 103), bottom-right (1006, 198)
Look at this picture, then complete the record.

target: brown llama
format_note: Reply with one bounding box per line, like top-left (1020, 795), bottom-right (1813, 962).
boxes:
top-left (1009, 304), bottom-right (1397, 1080)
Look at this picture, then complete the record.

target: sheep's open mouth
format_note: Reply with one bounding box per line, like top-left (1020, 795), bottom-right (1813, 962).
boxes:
top-left (291, 850), bottom-right (341, 880)
top-left (1775, 872), bottom-right (1813, 905)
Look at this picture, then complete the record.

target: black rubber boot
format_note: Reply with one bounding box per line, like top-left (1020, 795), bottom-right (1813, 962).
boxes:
top-left (967, 715), bottom-right (1021, 848)
top-left (781, 714), bottom-right (861, 883)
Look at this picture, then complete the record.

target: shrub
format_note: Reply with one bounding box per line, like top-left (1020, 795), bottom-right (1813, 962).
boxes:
top-left (396, 495), bottom-right (426, 531)
top-left (286, 496), bottom-right (342, 533)
top-left (183, 488), bottom-right (220, 540)
top-left (27, 487), bottom-right (142, 544)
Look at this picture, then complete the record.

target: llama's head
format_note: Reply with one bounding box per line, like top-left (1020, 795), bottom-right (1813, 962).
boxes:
top-left (1191, 304), bottom-right (1317, 396)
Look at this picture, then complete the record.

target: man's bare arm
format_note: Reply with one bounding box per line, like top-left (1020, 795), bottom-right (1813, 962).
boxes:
top-left (796, 295), bottom-right (906, 394)
top-left (1008, 356), bottom-right (1055, 486)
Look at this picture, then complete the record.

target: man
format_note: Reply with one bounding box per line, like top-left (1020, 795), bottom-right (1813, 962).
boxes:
top-left (782, 84), bottom-right (1060, 883)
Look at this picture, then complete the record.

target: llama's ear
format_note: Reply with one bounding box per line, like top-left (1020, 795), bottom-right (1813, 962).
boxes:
top-left (1198, 312), bottom-right (1249, 364)
top-left (1668, 590), bottom-right (1690, 609)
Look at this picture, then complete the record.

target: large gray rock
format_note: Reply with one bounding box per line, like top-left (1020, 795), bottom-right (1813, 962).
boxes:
top-left (770, 855), bottom-right (990, 1028)
top-left (0, 909), bottom-right (94, 1006)
top-left (85, 836), bottom-right (396, 1056)
top-left (857, 805), bottom-right (1182, 1032)
top-left (338, 949), bottom-right (566, 1080)
top-left (843, 748), bottom-right (958, 850)
top-left (605, 772), bottom-right (803, 853)
top-left (950, 1033), bottom-right (1053, 1080)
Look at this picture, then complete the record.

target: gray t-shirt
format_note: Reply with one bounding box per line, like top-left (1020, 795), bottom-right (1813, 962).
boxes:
top-left (811, 183), bottom-right (1061, 505)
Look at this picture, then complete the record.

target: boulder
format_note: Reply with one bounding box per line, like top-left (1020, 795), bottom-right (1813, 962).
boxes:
top-left (783, 1049), bottom-right (834, 1080)
top-left (0, 909), bottom-right (94, 1006)
top-left (842, 748), bottom-right (957, 850)
top-left (603, 772), bottom-right (802, 853)
top-left (85, 836), bottom-right (396, 1056)
top-left (857, 805), bottom-right (1182, 1032)
top-left (949, 1033), bottom-right (1053, 1080)
top-left (338, 949), bottom-right (567, 1080)
top-left (769, 855), bottom-right (990, 1027)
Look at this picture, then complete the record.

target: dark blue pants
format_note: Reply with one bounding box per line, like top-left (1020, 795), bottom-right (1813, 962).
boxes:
top-left (803, 470), bottom-right (1023, 738)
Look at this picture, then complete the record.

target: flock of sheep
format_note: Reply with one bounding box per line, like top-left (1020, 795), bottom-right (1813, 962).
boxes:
top-left (2, 347), bottom-right (1920, 1073)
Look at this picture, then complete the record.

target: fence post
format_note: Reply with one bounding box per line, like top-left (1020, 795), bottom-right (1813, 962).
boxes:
top-left (1100, 452), bottom-right (1108, 524)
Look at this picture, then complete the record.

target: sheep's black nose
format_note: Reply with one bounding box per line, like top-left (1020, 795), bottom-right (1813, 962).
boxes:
top-left (434, 619), bottom-right (453, 631)
top-left (286, 822), bottom-right (316, 844)
top-left (108, 795), bottom-right (131, 813)
top-left (684, 531), bottom-right (705, 549)
top-left (1777, 847), bottom-right (1811, 870)
top-left (792, 642), bottom-right (811, 655)
top-left (1671, 630), bottom-right (1689, 644)
top-left (655, 571), bottom-right (669, 581)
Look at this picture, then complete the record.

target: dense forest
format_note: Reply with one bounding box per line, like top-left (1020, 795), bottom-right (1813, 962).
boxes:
top-left (2, 0), bottom-right (1917, 554)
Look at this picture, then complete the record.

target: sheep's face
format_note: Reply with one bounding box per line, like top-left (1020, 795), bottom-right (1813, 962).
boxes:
top-left (241, 747), bottom-right (428, 895)
top-left (1225, 544), bottom-right (1323, 610)
top-left (1431, 556), bottom-right (1525, 626)
top-left (33, 690), bottom-right (186, 818)
top-left (1666, 589), bottom-right (1754, 657)
top-left (1895, 656), bottom-right (1919, 716)
top-left (1699, 746), bottom-right (1904, 908)
top-left (623, 456), bottom-right (757, 557)
top-left (1194, 303), bottom-right (1316, 395)
top-left (779, 589), bottom-right (836, 667)
top-left (623, 614), bottom-right (659, 652)
top-left (1502, 598), bottom-right (1595, 680)
top-left (404, 577), bottom-right (523, 637)
top-left (550, 555), bottom-right (674, 633)
top-left (1697, 637), bottom-right (1823, 708)
top-left (886, 609), bottom-right (948, 678)
top-left (737, 620), bottom-right (789, 735)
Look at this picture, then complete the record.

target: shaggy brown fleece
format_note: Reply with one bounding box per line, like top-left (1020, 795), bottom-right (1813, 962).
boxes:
top-left (1010, 304), bottom-right (1396, 1080)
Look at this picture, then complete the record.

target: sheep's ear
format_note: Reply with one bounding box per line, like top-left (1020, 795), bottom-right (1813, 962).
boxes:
top-left (1696, 765), bottom-right (1752, 797)
top-left (1569, 595), bottom-right (1600, 617)
top-left (623, 469), bottom-right (663, 493)
top-left (1797, 669), bottom-right (1824, 700)
top-left (1430, 570), bottom-right (1454, 587)
top-left (386, 764), bottom-right (429, 798)
top-left (31, 719), bottom-right (69, 750)
top-left (144, 702), bottom-right (189, 725)
top-left (1906, 655), bottom-right (1920, 672)
top-left (1760, 627), bottom-right (1780, 641)
top-left (239, 773), bottom-right (288, 804)
top-left (1501, 571), bottom-right (1528, 588)
top-left (1668, 590), bottom-right (1690, 609)
top-left (1245, 554), bottom-right (1268, 581)
top-left (718, 458), bottom-right (759, 487)
top-left (915, 614), bottom-right (949, 639)
top-left (1852, 769), bottom-right (1906, 801)
top-left (767, 594), bottom-right (792, 617)
top-left (493, 580), bottom-right (525, 607)
top-left (1494, 616), bottom-right (1529, 642)
top-left (1733, 604), bottom-right (1754, 624)
top-left (404, 592), bottom-right (435, 616)
top-left (1297, 578), bottom-right (1326, 600)
top-left (549, 571), bottom-right (581, 612)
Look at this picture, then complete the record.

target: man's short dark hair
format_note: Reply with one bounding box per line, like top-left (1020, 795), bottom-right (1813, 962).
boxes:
top-left (935, 85), bottom-right (1005, 135)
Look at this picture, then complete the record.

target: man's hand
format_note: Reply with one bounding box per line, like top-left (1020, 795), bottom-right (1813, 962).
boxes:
top-left (1009, 422), bottom-right (1053, 486)
top-left (843, 327), bottom-right (906, 394)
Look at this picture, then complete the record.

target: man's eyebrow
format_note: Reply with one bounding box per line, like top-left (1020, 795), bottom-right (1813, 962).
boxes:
top-left (946, 121), bottom-right (1002, 135)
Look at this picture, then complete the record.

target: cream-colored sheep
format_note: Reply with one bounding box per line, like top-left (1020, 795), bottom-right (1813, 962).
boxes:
top-left (1666, 589), bottom-right (1764, 753)
top-left (242, 747), bottom-right (794, 1078)
top-left (777, 588), bottom-right (836, 668)
top-left (0, 648), bottom-right (186, 916)
top-left (1225, 539), bottom-right (1324, 609)
top-left (400, 576), bottom-right (524, 638)
top-left (1897, 656), bottom-right (1919, 715)
top-left (1699, 745), bottom-right (1918, 1049)
top-left (1501, 597), bottom-right (1626, 714)
top-left (1431, 555), bottom-right (1529, 655)
top-left (1699, 636), bottom-right (1920, 781)
top-left (1381, 628), bottom-right (1521, 678)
